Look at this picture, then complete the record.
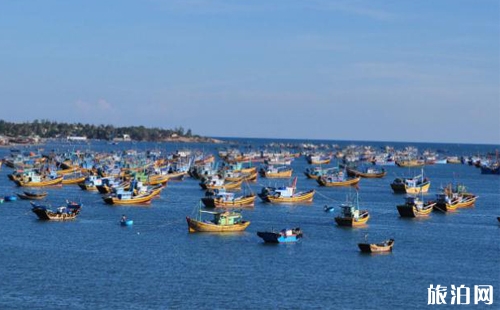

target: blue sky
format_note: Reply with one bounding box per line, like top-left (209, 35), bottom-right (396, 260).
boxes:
top-left (0, 0), bottom-right (498, 144)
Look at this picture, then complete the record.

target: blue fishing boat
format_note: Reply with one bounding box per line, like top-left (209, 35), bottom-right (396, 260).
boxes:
top-left (257, 228), bottom-right (303, 243)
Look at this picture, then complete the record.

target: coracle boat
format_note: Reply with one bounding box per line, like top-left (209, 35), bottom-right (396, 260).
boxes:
top-left (334, 193), bottom-right (370, 227)
top-left (257, 228), bottom-right (303, 243)
top-left (259, 177), bottom-right (315, 204)
top-left (120, 216), bottom-right (134, 226)
top-left (346, 166), bottom-right (386, 178)
top-left (31, 201), bottom-right (81, 221)
top-left (397, 196), bottom-right (435, 217)
top-left (17, 190), bottom-right (48, 200)
top-left (358, 239), bottom-right (394, 253)
top-left (259, 165), bottom-right (293, 178)
top-left (433, 184), bottom-right (477, 212)
top-left (4, 195), bottom-right (17, 202)
top-left (186, 209), bottom-right (250, 233)
top-left (201, 189), bottom-right (256, 208)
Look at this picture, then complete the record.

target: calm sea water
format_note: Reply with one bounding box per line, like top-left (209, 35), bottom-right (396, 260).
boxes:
top-left (0, 138), bottom-right (498, 309)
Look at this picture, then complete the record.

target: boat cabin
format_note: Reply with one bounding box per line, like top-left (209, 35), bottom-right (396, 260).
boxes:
top-left (211, 211), bottom-right (243, 225)
top-left (339, 205), bottom-right (358, 218)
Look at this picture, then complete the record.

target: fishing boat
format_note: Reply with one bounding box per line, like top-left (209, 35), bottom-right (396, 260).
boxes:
top-left (346, 165), bottom-right (386, 178)
top-left (186, 209), bottom-right (250, 233)
top-left (259, 177), bottom-right (315, 204)
top-left (306, 154), bottom-right (331, 165)
top-left (390, 170), bottom-right (430, 194)
top-left (396, 196), bottom-right (435, 217)
top-left (201, 189), bottom-right (256, 208)
top-left (358, 239), bottom-right (394, 253)
top-left (199, 177), bottom-right (243, 191)
top-left (16, 190), bottom-right (48, 200)
top-left (396, 159), bottom-right (425, 168)
top-left (434, 184), bottom-right (477, 212)
top-left (259, 165), bottom-right (293, 178)
top-left (78, 175), bottom-right (104, 191)
top-left (103, 184), bottom-right (162, 205)
top-left (103, 189), bottom-right (160, 205)
top-left (257, 228), bottom-right (303, 243)
top-left (334, 192), bottom-right (370, 227)
top-left (31, 201), bottom-right (81, 221)
top-left (303, 167), bottom-right (337, 180)
top-left (317, 170), bottom-right (361, 187)
top-left (14, 174), bottom-right (63, 187)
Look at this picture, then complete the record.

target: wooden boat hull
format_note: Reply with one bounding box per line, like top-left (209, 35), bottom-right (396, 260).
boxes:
top-left (261, 170), bottom-right (293, 178)
top-left (62, 175), bottom-right (87, 185)
top-left (15, 176), bottom-right (63, 187)
top-left (31, 207), bottom-right (79, 221)
top-left (263, 190), bottom-right (315, 204)
top-left (186, 217), bottom-right (250, 233)
top-left (346, 168), bottom-right (386, 178)
top-left (308, 159), bottom-right (331, 165)
top-left (358, 239), bottom-right (394, 253)
top-left (202, 180), bottom-right (243, 191)
top-left (103, 191), bottom-right (158, 205)
top-left (17, 192), bottom-right (48, 200)
top-left (335, 214), bottom-right (370, 227)
top-left (317, 177), bottom-right (361, 187)
top-left (201, 195), bottom-right (256, 208)
top-left (397, 203), bottom-right (434, 217)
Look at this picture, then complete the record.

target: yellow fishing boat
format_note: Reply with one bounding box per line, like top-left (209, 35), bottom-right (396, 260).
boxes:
top-left (62, 174), bottom-right (87, 185)
top-left (259, 166), bottom-right (293, 178)
top-left (434, 184), bottom-right (477, 212)
top-left (259, 177), bottom-right (315, 204)
top-left (396, 159), bottom-right (425, 168)
top-left (103, 188), bottom-right (161, 205)
top-left (200, 178), bottom-right (243, 191)
top-left (201, 190), bottom-right (256, 208)
top-left (186, 209), bottom-right (250, 233)
top-left (15, 175), bottom-right (63, 187)
top-left (56, 166), bottom-right (81, 176)
top-left (334, 193), bottom-right (370, 227)
top-left (396, 196), bottom-right (435, 217)
top-left (317, 175), bottom-right (361, 187)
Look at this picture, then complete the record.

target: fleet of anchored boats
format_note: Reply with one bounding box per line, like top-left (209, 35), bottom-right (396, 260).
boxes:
top-left (0, 143), bottom-right (495, 251)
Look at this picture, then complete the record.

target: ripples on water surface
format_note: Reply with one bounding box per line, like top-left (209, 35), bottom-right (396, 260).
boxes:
top-left (0, 139), bottom-right (498, 309)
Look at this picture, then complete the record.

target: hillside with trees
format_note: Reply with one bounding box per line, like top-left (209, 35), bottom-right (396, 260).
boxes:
top-left (0, 120), bottom-right (213, 142)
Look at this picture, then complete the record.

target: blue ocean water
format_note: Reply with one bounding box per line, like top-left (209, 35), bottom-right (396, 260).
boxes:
top-left (0, 138), bottom-right (498, 309)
